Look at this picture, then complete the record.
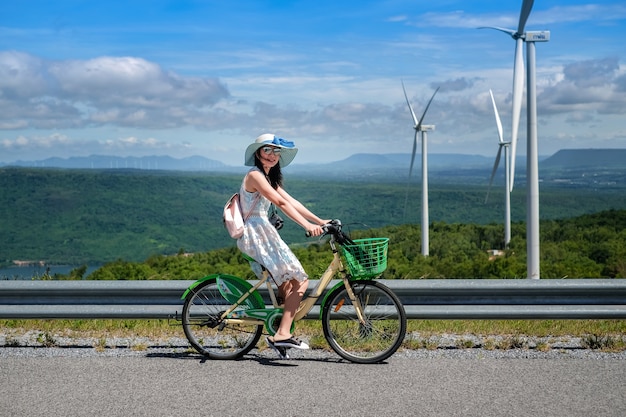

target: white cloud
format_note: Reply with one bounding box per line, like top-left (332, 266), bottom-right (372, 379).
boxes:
top-left (0, 52), bottom-right (229, 130)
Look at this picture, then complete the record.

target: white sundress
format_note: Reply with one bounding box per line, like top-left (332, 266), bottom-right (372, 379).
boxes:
top-left (236, 168), bottom-right (309, 287)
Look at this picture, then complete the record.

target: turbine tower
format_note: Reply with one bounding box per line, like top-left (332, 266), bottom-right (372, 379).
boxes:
top-left (481, 0), bottom-right (549, 279)
top-left (401, 81), bottom-right (439, 257)
top-left (485, 89), bottom-right (511, 248)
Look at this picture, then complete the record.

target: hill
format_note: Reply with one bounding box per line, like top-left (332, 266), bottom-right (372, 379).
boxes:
top-left (539, 149), bottom-right (626, 188)
top-left (542, 149), bottom-right (626, 169)
top-left (2, 154), bottom-right (233, 171)
top-left (1, 167), bottom-right (626, 267)
top-left (1, 152), bottom-right (495, 173)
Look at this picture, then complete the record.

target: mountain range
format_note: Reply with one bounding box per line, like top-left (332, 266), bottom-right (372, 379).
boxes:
top-left (2, 148), bottom-right (624, 175)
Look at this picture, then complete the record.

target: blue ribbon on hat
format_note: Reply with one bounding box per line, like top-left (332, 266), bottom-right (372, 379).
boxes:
top-left (271, 136), bottom-right (295, 148)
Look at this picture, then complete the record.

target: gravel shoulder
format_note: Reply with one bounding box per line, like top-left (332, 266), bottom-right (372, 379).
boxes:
top-left (2, 330), bottom-right (625, 360)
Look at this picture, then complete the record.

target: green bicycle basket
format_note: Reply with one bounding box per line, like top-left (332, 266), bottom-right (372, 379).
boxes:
top-left (340, 238), bottom-right (389, 279)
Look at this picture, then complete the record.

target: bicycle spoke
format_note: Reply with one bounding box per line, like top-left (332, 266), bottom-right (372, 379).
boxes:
top-left (182, 278), bottom-right (262, 359)
top-left (322, 281), bottom-right (406, 363)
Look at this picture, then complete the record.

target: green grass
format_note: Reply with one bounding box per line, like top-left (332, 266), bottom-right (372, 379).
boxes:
top-left (2, 318), bottom-right (625, 352)
top-left (403, 319), bottom-right (626, 352)
top-left (405, 319), bottom-right (626, 337)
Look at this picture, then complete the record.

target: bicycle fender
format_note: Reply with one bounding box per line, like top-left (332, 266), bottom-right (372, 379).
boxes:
top-left (180, 274), bottom-right (265, 310)
top-left (216, 275), bottom-right (265, 309)
top-left (180, 274), bottom-right (220, 300)
top-left (318, 281), bottom-right (347, 320)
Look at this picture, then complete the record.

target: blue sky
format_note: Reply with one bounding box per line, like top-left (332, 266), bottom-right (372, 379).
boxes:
top-left (1, 0), bottom-right (625, 165)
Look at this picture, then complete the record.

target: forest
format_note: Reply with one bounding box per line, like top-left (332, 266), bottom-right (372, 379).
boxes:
top-left (1, 167), bottom-right (625, 279)
top-left (74, 209), bottom-right (625, 281)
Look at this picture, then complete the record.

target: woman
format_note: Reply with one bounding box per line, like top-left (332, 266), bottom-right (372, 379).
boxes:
top-left (238, 133), bottom-right (328, 357)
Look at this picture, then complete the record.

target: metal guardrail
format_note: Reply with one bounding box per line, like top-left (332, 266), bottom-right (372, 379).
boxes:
top-left (1, 279), bottom-right (625, 320)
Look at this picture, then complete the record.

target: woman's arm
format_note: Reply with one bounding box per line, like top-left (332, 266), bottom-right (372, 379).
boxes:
top-left (244, 170), bottom-right (325, 236)
top-left (276, 187), bottom-right (326, 225)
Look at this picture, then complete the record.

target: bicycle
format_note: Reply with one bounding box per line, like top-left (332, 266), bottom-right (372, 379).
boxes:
top-left (180, 219), bottom-right (407, 364)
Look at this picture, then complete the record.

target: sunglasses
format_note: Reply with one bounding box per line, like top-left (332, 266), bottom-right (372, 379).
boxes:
top-left (261, 146), bottom-right (282, 155)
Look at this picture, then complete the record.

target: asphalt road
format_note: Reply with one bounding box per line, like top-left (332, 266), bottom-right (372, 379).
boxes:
top-left (1, 349), bottom-right (625, 417)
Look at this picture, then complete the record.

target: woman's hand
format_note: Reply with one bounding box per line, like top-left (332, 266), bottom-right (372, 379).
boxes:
top-left (306, 224), bottom-right (324, 237)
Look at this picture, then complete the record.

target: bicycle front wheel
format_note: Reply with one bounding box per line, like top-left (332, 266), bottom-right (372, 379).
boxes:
top-left (322, 280), bottom-right (406, 364)
top-left (182, 277), bottom-right (262, 359)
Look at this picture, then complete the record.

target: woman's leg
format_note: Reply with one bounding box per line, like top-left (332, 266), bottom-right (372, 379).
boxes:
top-left (274, 278), bottom-right (308, 340)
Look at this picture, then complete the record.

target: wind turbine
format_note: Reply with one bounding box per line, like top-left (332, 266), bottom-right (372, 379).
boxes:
top-left (485, 89), bottom-right (511, 248)
top-left (481, 0), bottom-right (549, 279)
top-left (401, 81), bottom-right (439, 257)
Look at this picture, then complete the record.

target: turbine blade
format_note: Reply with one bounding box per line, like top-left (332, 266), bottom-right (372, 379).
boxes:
top-left (417, 87), bottom-right (439, 129)
top-left (401, 80), bottom-right (419, 126)
top-left (409, 130), bottom-right (418, 180)
top-left (485, 146), bottom-right (503, 203)
top-left (489, 89), bottom-right (504, 144)
top-left (403, 130), bottom-right (420, 218)
top-left (509, 38), bottom-right (525, 192)
top-left (478, 26), bottom-right (516, 36)
top-left (517, 0), bottom-right (535, 36)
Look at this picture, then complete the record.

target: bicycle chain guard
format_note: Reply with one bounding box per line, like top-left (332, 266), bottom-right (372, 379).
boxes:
top-left (215, 275), bottom-right (293, 336)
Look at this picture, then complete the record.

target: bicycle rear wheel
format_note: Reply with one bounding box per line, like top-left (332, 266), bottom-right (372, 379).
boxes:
top-left (322, 280), bottom-right (406, 364)
top-left (182, 277), bottom-right (262, 359)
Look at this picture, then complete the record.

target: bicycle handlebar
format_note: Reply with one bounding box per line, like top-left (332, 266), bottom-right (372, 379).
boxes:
top-left (305, 219), bottom-right (339, 238)
top-left (305, 219), bottom-right (355, 246)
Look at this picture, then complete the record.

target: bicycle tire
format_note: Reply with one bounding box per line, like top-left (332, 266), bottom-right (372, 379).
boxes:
top-left (322, 280), bottom-right (406, 364)
top-left (182, 277), bottom-right (263, 359)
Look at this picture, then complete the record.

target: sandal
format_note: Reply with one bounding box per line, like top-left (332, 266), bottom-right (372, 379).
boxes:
top-left (272, 336), bottom-right (309, 350)
top-left (266, 336), bottom-right (290, 359)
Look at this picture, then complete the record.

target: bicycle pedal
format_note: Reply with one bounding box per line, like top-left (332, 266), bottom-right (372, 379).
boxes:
top-left (266, 337), bottom-right (290, 359)
top-left (276, 347), bottom-right (290, 359)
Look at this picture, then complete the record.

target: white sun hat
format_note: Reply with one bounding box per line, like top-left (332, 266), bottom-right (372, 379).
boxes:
top-left (244, 133), bottom-right (298, 167)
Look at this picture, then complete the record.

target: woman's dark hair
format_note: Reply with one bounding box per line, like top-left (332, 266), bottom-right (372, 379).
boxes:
top-left (254, 152), bottom-right (283, 189)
